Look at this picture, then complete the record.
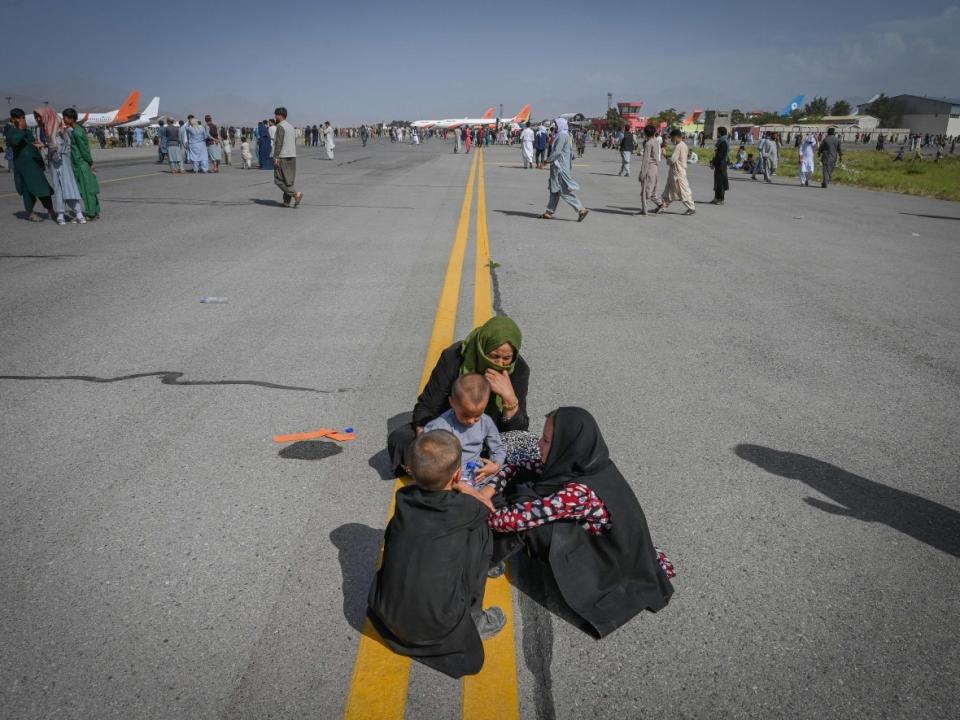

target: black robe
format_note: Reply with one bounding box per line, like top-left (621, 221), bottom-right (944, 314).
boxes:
top-left (712, 136), bottom-right (730, 200)
top-left (387, 342), bottom-right (530, 473)
top-left (367, 486), bottom-right (493, 677)
top-left (498, 407), bottom-right (673, 638)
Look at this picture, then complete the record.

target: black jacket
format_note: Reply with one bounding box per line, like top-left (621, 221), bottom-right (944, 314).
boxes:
top-left (621, 133), bottom-right (635, 152)
top-left (412, 342), bottom-right (530, 432)
top-left (367, 486), bottom-right (492, 677)
top-left (713, 137), bottom-right (730, 168)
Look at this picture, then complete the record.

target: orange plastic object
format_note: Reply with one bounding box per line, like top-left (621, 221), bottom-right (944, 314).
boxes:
top-left (273, 427), bottom-right (356, 444)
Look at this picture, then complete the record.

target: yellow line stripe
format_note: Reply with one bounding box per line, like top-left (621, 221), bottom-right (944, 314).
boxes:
top-left (342, 150), bottom-right (481, 720)
top-left (0, 171), bottom-right (164, 200)
top-left (418, 150), bottom-right (480, 391)
top-left (462, 149), bottom-right (521, 720)
top-left (98, 171), bottom-right (165, 183)
top-left (472, 151), bottom-right (493, 326)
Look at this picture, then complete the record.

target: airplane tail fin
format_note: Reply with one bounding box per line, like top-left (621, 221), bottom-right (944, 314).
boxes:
top-left (481, 107), bottom-right (495, 119)
top-left (512, 104), bottom-right (532, 123)
top-left (141, 96), bottom-right (160, 119)
top-left (683, 109), bottom-right (703, 125)
top-left (781, 95), bottom-right (804, 116)
top-left (116, 90), bottom-right (141, 122)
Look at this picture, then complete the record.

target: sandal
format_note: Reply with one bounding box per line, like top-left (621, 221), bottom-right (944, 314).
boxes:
top-left (26, 212), bottom-right (43, 222)
top-left (577, 209), bottom-right (589, 222)
top-left (294, 192), bottom-right (303, 207)
top-left (539, 212), bottom-right (554, 219)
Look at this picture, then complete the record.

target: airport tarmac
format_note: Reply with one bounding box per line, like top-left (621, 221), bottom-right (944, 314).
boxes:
top-left (1, 138), bottom-right (958, 720)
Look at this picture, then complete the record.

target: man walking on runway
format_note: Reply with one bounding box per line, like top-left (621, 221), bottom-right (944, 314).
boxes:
top-left (637, 125), bottom-right (661, 215)
top-left (819, 127), bottom-right (842, 188)
top-left (272, 107), bottom-right (302, 208)
top-left (618, 127), bottom-right (635, 177)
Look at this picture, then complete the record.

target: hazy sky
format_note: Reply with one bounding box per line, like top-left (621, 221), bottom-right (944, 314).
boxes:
top-left (4, 1), bottom-right (958, 124)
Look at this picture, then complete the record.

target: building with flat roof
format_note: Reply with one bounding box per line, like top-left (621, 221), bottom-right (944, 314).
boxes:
top-left (616, 102), bottom-right (646, 132)
top-left (857, 95), bottom-right (960, 136)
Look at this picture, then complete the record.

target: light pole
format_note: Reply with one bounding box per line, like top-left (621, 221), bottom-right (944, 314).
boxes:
top-left (607, 92), bottom-right (613, 110)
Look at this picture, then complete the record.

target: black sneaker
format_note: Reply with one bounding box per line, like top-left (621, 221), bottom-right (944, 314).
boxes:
top-left (474, 607), bottom-right (506, 640)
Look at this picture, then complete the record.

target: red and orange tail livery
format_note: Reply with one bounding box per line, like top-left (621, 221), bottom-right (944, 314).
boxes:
top-left (513, 104), bottom-right (532, 123)
top-left (116, 90), bottom-right (141, 122)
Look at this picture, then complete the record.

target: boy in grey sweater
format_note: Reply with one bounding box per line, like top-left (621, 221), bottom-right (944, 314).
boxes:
top-left (424, 373), bottom-right (505, 489)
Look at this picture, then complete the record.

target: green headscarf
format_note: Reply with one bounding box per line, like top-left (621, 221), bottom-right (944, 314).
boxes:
top-left (459, 316), bottom-right (523, 412)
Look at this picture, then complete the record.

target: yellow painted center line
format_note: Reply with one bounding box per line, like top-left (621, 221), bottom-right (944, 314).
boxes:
top-left (462, 150), bottom-right (520, 720)
top-left (0, 171), bottom-right (164, 200)
top-left (472, 150), bottom-right (493, 329)
top-left (342, 150), bottom-right (481, 720)
top-left (98, 171), bottom-right (165, 183)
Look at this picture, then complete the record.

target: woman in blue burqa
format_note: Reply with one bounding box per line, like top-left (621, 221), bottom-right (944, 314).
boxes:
top-left (257, 121), bottom-right (273, 170)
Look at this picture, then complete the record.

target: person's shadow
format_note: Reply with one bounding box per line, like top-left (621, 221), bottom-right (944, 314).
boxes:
top-left (367, 412), bottom-right (412, 481)
top-left (329, 523), bottom-right (383, 632)
top-left (735, 444), bottom-right (960, 558)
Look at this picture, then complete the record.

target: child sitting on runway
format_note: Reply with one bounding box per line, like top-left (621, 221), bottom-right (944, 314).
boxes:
top-left (367, 430), bottom-right (506, 678)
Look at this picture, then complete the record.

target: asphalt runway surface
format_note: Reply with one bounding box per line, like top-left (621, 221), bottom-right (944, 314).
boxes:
top-left (1, 139), bottom-right (958, 720)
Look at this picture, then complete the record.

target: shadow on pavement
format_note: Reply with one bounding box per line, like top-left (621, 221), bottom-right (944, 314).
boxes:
top-left (0, 370), bottom-right (326, 393)
top-left (368, 412), bottom-right (413, 481)
top-left (510, 553), bottom-right (559, 720)
top-left (590, 207), bottom-right (637, 216)
top-left (0, 253), bottom-right (79, 259)
top-left (507, 551), bottom-right (592, 634)
top-left (107, 196), bottom-right (251, 206)
top-left (899, 212), bottom-right (960, 221)
top-left (330, 523), bottom-right (383, 632)
top-left (494, 210), bottom-right (571, 221)
top-left (735, 444), bottom-right (960, 557)
top-left (278, 440), bottom-right (342, 461)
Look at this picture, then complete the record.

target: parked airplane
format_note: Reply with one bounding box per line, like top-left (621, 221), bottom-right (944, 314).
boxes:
top-left (412, 107), bottom-right (496, 129)
top-left (25, 90), bottom-right (141, 128)
top-left (434, 104), bottom-right (532, 130)
top-left (116, 97), bottom-right (161, 128)
top-left (780, 94), bottom-right (805, 116)
top-left (682, 109), bottom-right (704, 126)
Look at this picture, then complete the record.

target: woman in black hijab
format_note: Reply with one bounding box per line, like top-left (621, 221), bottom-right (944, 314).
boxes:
top-left (489, 407), bottom-right (673, 637)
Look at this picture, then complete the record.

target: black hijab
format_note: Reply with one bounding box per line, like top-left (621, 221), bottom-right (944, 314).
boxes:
top-left (535, 407), bottom-right (612, 494)
top-left (523, 407), bottom-right (674, 637)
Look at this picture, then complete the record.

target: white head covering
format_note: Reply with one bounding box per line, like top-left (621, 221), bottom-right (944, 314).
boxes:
top-left (555, 117), bottom-right (569, 136)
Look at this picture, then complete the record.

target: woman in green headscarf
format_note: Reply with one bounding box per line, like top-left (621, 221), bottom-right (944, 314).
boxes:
top-left (387, 315), bottom-right (530, 476)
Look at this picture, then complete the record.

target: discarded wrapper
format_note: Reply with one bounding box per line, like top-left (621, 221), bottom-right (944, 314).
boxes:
top-left (273, 427), bottom-right (356, 443)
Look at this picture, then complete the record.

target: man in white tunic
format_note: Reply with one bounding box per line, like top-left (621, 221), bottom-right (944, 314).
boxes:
top-left (323, 121), bottom-right (335, 160)
top-left (799, 134), bottom-right (816, 186)
top-left (520, 122), bottom-right (535, 168)
top-left (653, 128), bottom-right (695, 215)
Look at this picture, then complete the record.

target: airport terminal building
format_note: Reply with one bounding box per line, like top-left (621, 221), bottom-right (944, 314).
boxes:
top-left (857, 95), bottom-right (960, 136)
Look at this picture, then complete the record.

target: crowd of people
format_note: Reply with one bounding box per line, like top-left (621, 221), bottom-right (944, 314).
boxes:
top-left (4, 107), bottom-right (100, 224)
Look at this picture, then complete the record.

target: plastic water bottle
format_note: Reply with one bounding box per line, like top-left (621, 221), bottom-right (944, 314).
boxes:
top-left (464, 460), bottom-right (480, 487)
top-left (344, 427), bottom-right (354, 434)
top-left (200, 296), bottom-right (228, 304)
